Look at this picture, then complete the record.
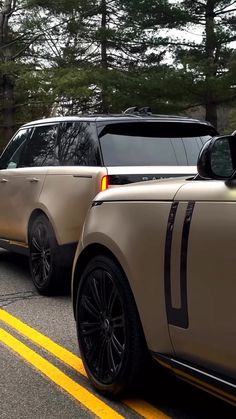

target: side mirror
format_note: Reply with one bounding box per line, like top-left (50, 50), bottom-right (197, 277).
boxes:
top-left (197, 135), bottom-right (236, 179)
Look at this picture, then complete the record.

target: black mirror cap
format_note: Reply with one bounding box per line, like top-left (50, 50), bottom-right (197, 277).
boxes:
top-left (197, 135), bottom-right (236, 180)
top-left (197, 139), bottom-right (212, 179)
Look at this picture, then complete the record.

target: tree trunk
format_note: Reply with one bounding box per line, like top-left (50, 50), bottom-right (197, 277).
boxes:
top-left (100, 0), bottom-right (109, 113)
top-left (205, 100), bottom-right (217, 129)
top-left (0, 0), bottom-right (16, 148)
top-left (204, 0), bottom-right (218, 129)
top-left (1, 74), bottom-right (15, 146)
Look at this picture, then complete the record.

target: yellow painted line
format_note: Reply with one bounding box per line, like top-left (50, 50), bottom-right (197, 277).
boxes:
top-left (0, 309), bottom-right (86, 375)
top-left (125, 399), bottom-right (170, 419)
top-left (0, 328), bottom-right (123, 419)
top-left (0, 309), bottom-right (169, 418)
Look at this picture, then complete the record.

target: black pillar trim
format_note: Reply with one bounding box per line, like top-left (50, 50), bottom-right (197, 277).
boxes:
top-left (165, 201), bottom-right (195, 329)
top-left (164, 201), bottom-right (179, 324)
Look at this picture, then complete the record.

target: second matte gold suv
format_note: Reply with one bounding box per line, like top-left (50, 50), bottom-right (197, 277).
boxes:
top-left (0, 112), bottom-right (217, 294)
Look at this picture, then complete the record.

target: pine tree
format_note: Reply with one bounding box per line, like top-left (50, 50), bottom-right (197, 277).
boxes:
top-left (121, 0), bottom-right (236, 129)
top-left (0, 0), bottom-right (55, 148)
top-left (30, 0), bottom-right (180, 114)
top-left (171, 0), bottom-right (236, 129)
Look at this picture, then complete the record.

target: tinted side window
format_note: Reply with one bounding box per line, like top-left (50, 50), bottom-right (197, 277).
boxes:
top-left (0, 128), bottom-right (31, 169)
top-left (18, 124), bottom-right (58, 167)
top-left (55, 122), bottom-right (101, 166)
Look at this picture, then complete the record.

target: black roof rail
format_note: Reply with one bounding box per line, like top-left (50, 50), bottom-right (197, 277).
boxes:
top-left (123, 106), bottom-right (139, 114)
top-left (122, 107), bottom-right (193, 119)
top-left (138, 107), bottom-right (152, 115)
top-left (123, 106), bottom-right (153, 117)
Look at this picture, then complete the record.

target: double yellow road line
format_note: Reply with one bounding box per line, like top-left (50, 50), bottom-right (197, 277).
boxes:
top-left (0, 309), bottom-right (169, 418)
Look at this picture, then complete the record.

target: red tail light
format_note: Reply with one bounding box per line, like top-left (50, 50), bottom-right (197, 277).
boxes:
top-left (101, 175), bottom-right (108, 191)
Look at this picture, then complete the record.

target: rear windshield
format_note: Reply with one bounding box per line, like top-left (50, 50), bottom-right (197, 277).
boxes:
top-left (99, 122), bottom-right (217, 166)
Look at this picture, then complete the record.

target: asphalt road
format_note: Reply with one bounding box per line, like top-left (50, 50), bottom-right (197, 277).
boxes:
top-left (0, 248), bottom-right (235, 419)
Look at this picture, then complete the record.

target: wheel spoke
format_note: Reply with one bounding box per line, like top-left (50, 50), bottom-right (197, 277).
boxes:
top-left (112, 315), bottom-right (124, 329)
top-left (86, 339), bottom-right (100, 365)
top-left (107, 284), bottom-right (117, 315)
top-left (45, 249), bottom-right (51, 257)
top-left (81, 321), bottom-right (100, 336)
top-left (90, 276), bottom-right (103, 311)
top-left (82, 295), bottom-right (100, 318)
top-left (100, 271), bottom-right (107, 310)
top-left (44, 258), bottom-right (50, 273)
top-left (40, 226), bottom-right (48, 247)
top-left (31, 251), bottom-right (41, 261)
top-left (32, 259), bottom-right (41, 277)
top-left (37, 263), bottom-right (44, 284)
top-left (107, 340), bottom-right (117, 376)
top-left (32, 236), bottom-right (42, 252)
top-left (42, 263), bottom-right (48, 281)
top-left (111, 333), bottom-right (124, 356)
top-left (36, 226), bottom-right (42, 246)
top-left (97, 338), bottom-right (107, 376)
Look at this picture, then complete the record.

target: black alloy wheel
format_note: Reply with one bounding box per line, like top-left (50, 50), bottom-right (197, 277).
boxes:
top-left (76, 255), bottom-right (147, 396)
top-left (29, 214), bottom-right (62, 295)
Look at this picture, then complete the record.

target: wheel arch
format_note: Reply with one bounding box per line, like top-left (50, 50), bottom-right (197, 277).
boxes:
top-left (27, 208), bottom-right (59, 245)
top-left (73, 244), bottom-right (120, 314)
top-left (28, 209), bottom-right (46, 242)
top-left (72, 243), bottom-right (144, 340)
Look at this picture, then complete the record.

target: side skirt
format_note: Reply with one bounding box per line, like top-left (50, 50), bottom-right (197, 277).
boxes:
top-left (0, 238), bottom-right (78, 266)
top-left (151, 352), bottom-right (236, 406)
top-left (0, 239), bottom-right (29, 256)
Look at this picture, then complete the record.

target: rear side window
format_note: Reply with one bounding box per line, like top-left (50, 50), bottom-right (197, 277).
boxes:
top-left (55, 122), bottom-right (101, 166)
top-left (99, 122), bottom-right (216, 166)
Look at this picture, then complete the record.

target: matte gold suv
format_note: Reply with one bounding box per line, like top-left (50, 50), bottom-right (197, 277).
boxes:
top-left (72, 134), bottom-right (236, 404)
top-left (0, 113), bottom-right (216, 294)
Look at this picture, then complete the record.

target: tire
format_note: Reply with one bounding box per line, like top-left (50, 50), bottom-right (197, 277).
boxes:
top-left (75, 254), bottom-right (148, 396)
top-left (29, 214), bottom-right (65, 295)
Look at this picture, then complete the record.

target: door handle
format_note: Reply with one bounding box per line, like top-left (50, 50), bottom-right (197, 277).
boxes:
top-left (27, 177), bottom-right (40, 183)
top-left (1, 178), bottom-right (8, 183)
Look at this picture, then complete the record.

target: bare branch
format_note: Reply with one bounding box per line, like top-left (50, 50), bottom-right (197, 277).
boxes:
top-left (215, 7), bottom-right (236, 16)
top-left (11, 34), bottom-right (41, 59)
